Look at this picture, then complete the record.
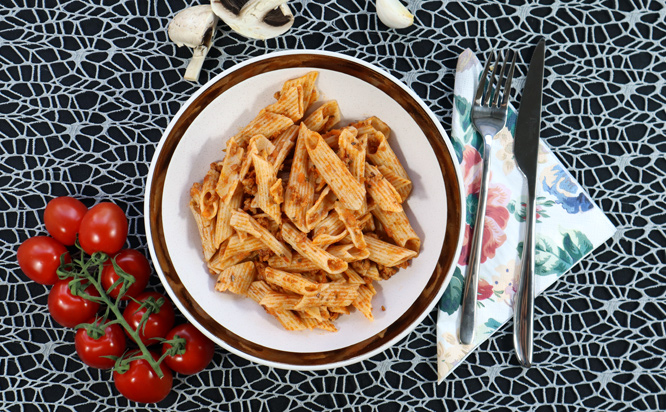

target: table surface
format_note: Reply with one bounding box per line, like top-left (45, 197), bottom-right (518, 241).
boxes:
top-left (2, 0), bottom-right (665, 410)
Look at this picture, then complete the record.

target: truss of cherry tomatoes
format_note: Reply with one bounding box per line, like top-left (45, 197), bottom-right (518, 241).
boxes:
top-left (17, 197), bottom-right (215, 403)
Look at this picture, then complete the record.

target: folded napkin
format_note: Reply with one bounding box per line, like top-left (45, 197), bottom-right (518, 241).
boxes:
top-left (436, 50), bottom-right (616, 382)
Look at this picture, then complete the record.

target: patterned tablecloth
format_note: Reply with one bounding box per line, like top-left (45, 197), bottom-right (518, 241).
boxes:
top-left (2, 0), bottom-right (664, 410)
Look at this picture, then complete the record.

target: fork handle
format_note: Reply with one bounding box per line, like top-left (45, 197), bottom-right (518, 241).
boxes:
top-left (459, 135), bottom-right (493, 345)
top-left (514, 183), bottom-right (536, 367)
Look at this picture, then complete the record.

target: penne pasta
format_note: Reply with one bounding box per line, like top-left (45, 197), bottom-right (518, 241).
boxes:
top-left (303, 100), bottom-right (341, 133)
top-left (215, 139), bottom-right (245, 204)
top-left (267, 254), bottom-right (320, 272)
top-left (366, 130), bottom-right (412, 199)
top-left (259, 291), bottom-right (302, 310)
top-left (283, 129), bottom-right (315, 232)
top-left (215, 261), bottom-right (256, 295)
top-left (194, 71), bottom-right (422, 332)
top-left (189, 184), bottom-right (217, 262)
top-left (268, 125), bottom-right (299, 170)
top-left (281, 221), bottom-right (348, 274)
top-left (326, 243), bottom-right (370, 262)
top-left (233, 111), bottom-right (294, 144)
top-left (230, 209), bottom-right (292, 262)
top-left (305, 186), bottom-right (338, 231)
top-left (294, 283), bottom-right (359, 310)
top-left (352, 284), bottom-right (375, 321)
top-left (252, 154), bottom-right (282, 223)
top-left (365, 235), bottom-right (417, 267)
top-left (262, 84), bottom-right (304, 122)
top-left (301, 124), bottom-right (365, 211)
top-left (371, 205), bottom-right (421, 253)
top-left (365, 163), bottom-right (403, 213)
top-left (334, 201), bottom-right (367, 250)
top-left (264, 267), bottom-right (322, 296)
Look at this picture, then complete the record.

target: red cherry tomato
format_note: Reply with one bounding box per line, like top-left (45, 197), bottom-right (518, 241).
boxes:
top-left (101, 249), bottom-right (151, 300)
top-left (44, 196), bottom-right (88, 246)
top-left (17, 236), bottom-right (70, 285)
top-left (75, 318), bottom-right (127, 369)
top-left (113, 350), bottom-right (173, 403)
top-left (48, 279), bottom-right (100, 328)
top-left (122, 292), bottom-right (175, 346)
top-left (78, 202), bottom-right (128, 256)
top-left (161, 323), bottom-right (215, 375)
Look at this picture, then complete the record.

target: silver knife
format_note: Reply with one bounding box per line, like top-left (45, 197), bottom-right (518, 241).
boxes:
top-left (513, 38), bottom-right (545, 368)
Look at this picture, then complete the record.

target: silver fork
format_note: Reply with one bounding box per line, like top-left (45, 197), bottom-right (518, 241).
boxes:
top-left (459, 50), bottom-right (516, 345)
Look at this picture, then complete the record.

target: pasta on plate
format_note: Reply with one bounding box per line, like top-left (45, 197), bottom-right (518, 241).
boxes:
top-left (189, 71), bottom-right (421, 332)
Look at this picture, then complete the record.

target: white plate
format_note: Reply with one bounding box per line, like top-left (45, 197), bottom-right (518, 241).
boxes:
top-left (145, 50), bottom-right (465, 370)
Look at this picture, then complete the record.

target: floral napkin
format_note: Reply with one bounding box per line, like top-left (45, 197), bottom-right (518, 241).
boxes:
top-left (436, 49), bottom-right (616, 382)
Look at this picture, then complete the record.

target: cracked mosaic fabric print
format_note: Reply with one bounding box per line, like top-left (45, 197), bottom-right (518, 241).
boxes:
top-left (1, 0), bottom-right (665, 410)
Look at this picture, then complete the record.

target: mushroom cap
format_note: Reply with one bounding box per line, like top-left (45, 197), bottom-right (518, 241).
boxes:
top-left (211, 0), bottom-right (294, 40)
top-left (168, 5), bottom-right (219, 48)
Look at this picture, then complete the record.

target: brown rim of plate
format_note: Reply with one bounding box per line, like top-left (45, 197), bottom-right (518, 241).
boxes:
top-left (147, 52), bottom-right (463, 368)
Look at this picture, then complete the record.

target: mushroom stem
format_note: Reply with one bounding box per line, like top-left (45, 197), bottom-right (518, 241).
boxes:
top-left (168, 5), bottom-right (220, 82)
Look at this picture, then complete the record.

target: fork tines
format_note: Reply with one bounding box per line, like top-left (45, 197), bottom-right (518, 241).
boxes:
top-left (476, 50), bottom-right (517, 108)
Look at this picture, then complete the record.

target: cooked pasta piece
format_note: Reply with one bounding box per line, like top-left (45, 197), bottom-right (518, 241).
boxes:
top-left (262, 84), bottom-right (304, 122)
top-left (215, 261), bottom-right (256, 295)
top-left (283, 130), bottom-right (315, 232)
top-left (230, 209), bottom-right (292, 262)
top-left (365, 235), bottom-right (417, 267)
top-left (352, 284), bottom-right (375, 321)
top-left (365, 163), bottom-right (403, 213)
top-left (189, 183), bottom-right (216, 261)
top-left (305, 186), bottom-right (337, 230)
top-left (294, 283), bottom-right (359, 310)
top-left (281, 221), bottom-right (347, 274)
top-left (276, 71), bottom-right (319, 111)
top-left (366, 130), bottom-right (412, 199)
top-left (215, 139), bottom-right (245, 204)
top-left (326, 243), bottom-right (370, 262)
top-left (259, 291), bottom-right (302, 310)
top-left (214, 184), bottom-right (243, 248)
top-left (371, 206), bottom-right (420, 253)
top-left (252, 154), bottom-right (281, 223)
top-left (264, 267), bottom-right (322, 296)
top-left (302, 100), bottom-right (341, 133)
top-left (334, 202), bottom-right (367, 250)
top-left (233, 111), bottom-right (294, 144)
top-left (301, 124), bottom-right (365, 211)
top-left (267, 254), bottom-right (320, 272)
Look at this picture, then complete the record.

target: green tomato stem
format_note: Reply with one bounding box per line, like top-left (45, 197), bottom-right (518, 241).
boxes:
top-left (64, 251), bottom-right (165, 379)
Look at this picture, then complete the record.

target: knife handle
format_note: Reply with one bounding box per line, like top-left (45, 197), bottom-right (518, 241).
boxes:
top-left (459, 136), bottom-right (492, 345)
top-left (514, 184), bottom-right (536, 367)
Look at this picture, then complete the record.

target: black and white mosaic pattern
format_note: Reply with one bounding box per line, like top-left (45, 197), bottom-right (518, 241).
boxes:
top-left (1, 0), bottom-right (665, 410)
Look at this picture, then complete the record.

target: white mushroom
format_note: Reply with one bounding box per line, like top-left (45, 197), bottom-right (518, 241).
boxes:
top-left (168, 5), bottom-right (220, 82)
top-left (210, 0), bottom-right (294, 40)
top-left (376, 0), bottom-right (414, 29)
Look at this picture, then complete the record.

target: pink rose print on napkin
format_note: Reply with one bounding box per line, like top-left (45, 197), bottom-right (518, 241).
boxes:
top-left (458, 145), bottom-right (511, 266)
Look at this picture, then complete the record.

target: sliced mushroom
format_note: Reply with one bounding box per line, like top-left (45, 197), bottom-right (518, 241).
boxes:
top-left (376, 0), bottom-right (414, 29)
top-left (210, 0), bottom-right (294, 40)
top-left (168, 5), bottom-right (220, 82)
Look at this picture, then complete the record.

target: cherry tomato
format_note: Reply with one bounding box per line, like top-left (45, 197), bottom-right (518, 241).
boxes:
top-left (161, 323), bottom-right (215, 375)
top-left (101, 249), bottom-right (151, 300)
top-left (75, 318), bottom-right (127, 369)
top-left (113, 350), bottom-right (173, 403)
top-left (78, 202), bottom-right (128, 256)
top-left (44, 196), bottom-right (88, 246)
top-left (17, 236), bottom-right (70, 285)
top-left (123, 291), bottom-right (175, 346)
top-left (48, 279), bottom-right (100, 328)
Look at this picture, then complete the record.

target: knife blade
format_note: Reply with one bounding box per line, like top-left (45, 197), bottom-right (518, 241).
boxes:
top-left (513, 38), bottom-right (545, 368)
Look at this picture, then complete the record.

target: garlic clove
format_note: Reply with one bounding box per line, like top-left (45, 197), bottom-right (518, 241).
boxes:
top-left (376, 0), bottom-right (414, 29)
